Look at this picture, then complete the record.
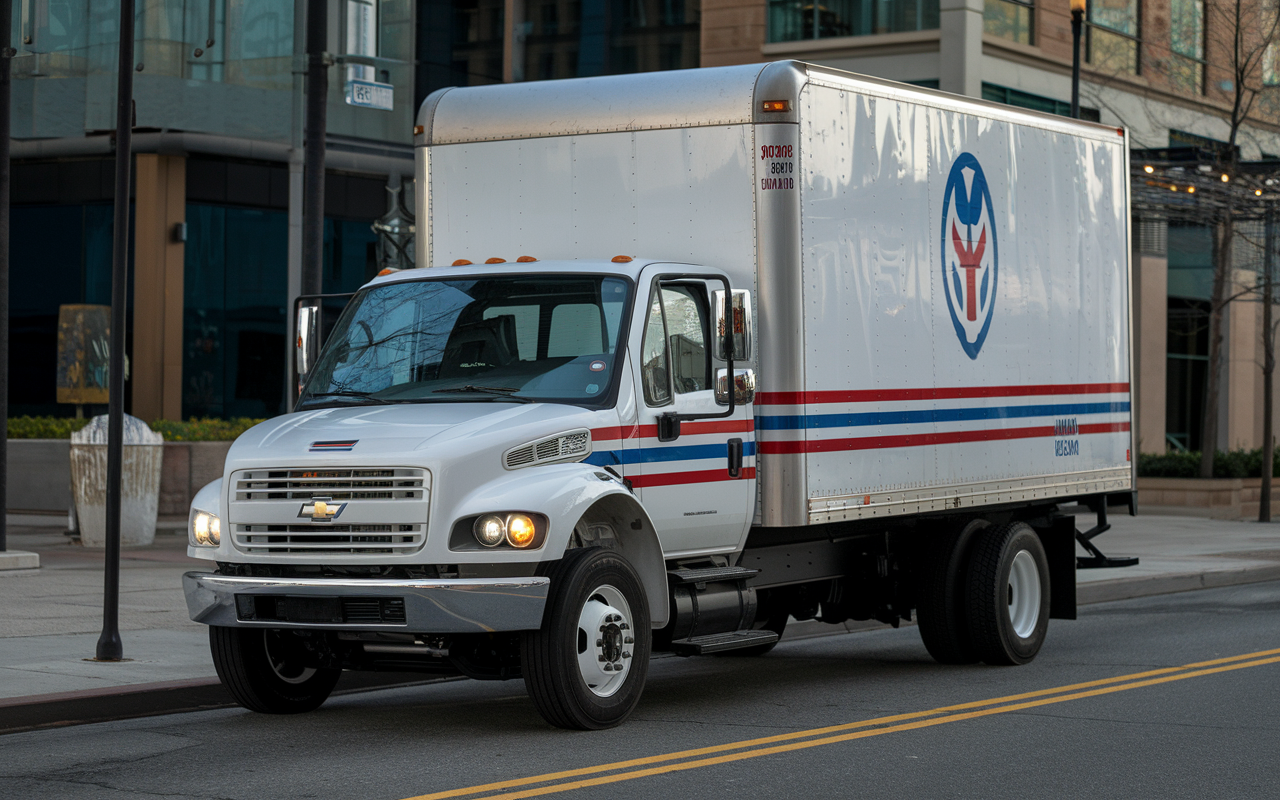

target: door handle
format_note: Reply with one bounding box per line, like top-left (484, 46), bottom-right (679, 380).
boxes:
top-left (727, 438), bottom-right (743, 478)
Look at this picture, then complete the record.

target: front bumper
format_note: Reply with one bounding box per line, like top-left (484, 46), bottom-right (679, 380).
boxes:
top-left (182, 571), bottom-right (550, 633)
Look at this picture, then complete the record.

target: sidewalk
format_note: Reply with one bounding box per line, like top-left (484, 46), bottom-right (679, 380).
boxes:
top-left (2, 510), bottom-right (1279, 728)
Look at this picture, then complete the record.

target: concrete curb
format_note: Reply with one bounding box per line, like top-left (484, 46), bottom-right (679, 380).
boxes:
top-left (6, 566), bottom-right (1280, 735)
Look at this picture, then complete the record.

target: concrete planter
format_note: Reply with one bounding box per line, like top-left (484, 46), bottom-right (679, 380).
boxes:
top-left (1138, 476), bottom-right (1280, 520)
top-left (70, 416), bottom-right (164, 547)
top-left (158, 441), bottom-right (233, 517)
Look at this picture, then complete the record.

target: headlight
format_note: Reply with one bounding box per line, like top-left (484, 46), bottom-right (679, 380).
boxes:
top-left (474, 514), bottom-right (506, 547)
top-left (463, 512), bottom-right (545, 550)
top-left (191, 511), bottom-right (221, 547)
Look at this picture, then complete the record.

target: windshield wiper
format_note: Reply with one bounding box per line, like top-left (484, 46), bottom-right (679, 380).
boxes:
top-left (301, 391), bottom-right (398, 406)
top-left (431, 385), bottom-right (534, 403)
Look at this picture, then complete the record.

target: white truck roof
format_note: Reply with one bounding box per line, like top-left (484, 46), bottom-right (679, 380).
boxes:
top-left (415, 61), bottom-right (1123, 147)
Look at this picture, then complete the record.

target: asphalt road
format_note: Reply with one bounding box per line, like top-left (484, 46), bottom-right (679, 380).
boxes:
top-left (4, 582), bottom-right (1280, 800)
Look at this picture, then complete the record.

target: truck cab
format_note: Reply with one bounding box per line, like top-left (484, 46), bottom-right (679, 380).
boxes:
top-left (185, 258), bottom-right (760, 728)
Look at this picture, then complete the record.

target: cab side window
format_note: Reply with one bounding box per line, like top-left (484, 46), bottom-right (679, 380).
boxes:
top-left (640, 283), bottom-right (712, 407)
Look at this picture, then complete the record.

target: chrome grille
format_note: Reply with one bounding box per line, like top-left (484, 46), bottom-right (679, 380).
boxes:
top-left (236, 468), bottom-right (426, 502)
top-left (234, 523), bottom-right (425, 555)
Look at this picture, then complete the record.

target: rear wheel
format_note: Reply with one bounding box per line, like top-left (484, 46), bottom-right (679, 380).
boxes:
top-left (521, 548), bottom-right (651, 730)
top-left (915, 520), bottom-right (985, 665)
top-left (964, 522), bottom-right (1051, 666)
top-left (209, 627), bottom-right (341, 714)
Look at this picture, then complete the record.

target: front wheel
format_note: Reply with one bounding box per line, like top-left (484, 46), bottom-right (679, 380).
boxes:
top-left (209, 627), bottom-right (341, 714)
top-left (964, 522), bottom-right (1051, 666)
top-left (521, 548), bottom-right (651, 730)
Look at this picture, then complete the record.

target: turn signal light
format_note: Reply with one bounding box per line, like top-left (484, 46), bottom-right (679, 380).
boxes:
top-left (506, 514), bottom-right (537, 548)
top-left (762, 100), bottom-right (790, 112)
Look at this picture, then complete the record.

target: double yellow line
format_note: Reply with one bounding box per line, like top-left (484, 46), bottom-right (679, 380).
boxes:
top-left (404, 647), bottom-right (1280, 800)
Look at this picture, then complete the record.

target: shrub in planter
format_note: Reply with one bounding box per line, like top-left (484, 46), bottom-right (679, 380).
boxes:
top-left (1138, 448), bottom-right (1279, 479)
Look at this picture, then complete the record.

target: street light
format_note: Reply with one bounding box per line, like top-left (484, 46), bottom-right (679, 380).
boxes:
top-left (1070, 0), bottom-right (1086, 119)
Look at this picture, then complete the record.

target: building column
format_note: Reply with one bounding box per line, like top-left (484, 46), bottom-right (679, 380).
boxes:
top-left (1226, 268), bottom-right (1259, 450)
top-left (131, 154), bottom-right (186, 422)
top-left (1134, 220), bottom-right (1168, 454)
top-left (938, 0), bottom-right (983, 97)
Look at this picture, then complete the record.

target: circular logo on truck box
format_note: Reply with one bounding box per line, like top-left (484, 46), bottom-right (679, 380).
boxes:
top-left (941, 153), bottom-right (998, 360)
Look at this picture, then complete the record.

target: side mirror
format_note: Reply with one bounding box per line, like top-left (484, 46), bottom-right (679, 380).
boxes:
top-left (295, 303), bottom-right (319, 393)
top-left (716, 368), bottom-right (756, 405)
top-left (713, 289), bottom-right (752, 361)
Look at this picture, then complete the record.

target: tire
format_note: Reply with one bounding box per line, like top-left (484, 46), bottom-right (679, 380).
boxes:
top-left (964, 522), bottom-right (1051, 666)
top-left (915, 521), bottom-right (985, 665)
top-left (521, 548), bottom-right (652, 730)
top-left (209, 626), bottom-right (341, 714)
top-left (718, 613), bottom-right (788, 657)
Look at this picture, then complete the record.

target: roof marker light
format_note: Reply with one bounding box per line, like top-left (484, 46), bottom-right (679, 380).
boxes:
top-left (611, 255), bottom-right (633, 263)
top-left (762, 100), bottom-right (790, 112)
top-left (413, 125), bottom-right (424, 135)
top-left (517, 256), bottom-right (538, 262)
top-left (486, 257), bottom-right (507, 264)
top-left (452, 259), bottom-right (472, 266)
top-left (377, 268), bottom-right (396, 276)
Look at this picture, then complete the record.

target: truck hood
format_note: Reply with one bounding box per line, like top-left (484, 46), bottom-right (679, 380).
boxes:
top-left (230, 402), bottom-right (602, 461)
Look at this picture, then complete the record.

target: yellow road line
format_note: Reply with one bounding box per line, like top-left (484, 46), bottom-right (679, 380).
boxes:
top-left (403, 648), bottom-right (1280, 800)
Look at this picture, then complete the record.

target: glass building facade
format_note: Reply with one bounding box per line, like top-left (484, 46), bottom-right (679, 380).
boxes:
top-left (767, 0), bottom-right (938, 43)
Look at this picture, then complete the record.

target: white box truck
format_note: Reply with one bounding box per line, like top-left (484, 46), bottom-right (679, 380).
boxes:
top-left (183, 61), bottom-right (1135, 730)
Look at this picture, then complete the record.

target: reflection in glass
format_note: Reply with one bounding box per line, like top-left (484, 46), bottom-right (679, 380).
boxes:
top-left (984, 0), bottom-right (1032, 45)
top-left (1087, 0), bottom-right (1139, 75)
top-left (299, 275), bottom-right (631, 408)
top-left (767, 0), bottom-right (939, 42)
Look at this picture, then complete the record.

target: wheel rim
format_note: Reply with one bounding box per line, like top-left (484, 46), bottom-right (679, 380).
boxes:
top-left (575, 584), bottom-right (634, 698)
top-left (264, 631), bottom-right (317, 685)
top-left (1007, 549), bottom-right (1042, 639)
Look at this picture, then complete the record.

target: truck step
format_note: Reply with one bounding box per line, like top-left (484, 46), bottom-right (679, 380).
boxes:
top-left (668, 629), bottom-right (779, 656)
top-left (667, 565), bottom-right (759, 585)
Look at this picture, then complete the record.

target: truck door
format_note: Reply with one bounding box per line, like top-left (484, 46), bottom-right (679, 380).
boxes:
top-left (629, 271), bottom-right (755, 555)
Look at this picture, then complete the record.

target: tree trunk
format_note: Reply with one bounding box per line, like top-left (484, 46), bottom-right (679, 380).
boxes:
top-left (1199, 216), bottom-right (1232, 479)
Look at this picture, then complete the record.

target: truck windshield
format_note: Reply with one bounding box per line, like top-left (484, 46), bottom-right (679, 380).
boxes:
top-left (297, 274), bottom-right (631, 409)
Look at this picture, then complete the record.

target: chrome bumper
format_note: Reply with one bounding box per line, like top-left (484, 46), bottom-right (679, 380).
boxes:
top-left (182, 571), bottom-right (550, 633)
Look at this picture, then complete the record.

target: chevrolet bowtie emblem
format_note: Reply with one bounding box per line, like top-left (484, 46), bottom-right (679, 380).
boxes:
top-left (299, 498), bottom-right (347, 522)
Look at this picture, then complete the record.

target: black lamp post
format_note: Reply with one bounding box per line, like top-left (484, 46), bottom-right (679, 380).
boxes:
top-left (1071, 0), bottom-right (1085, 119)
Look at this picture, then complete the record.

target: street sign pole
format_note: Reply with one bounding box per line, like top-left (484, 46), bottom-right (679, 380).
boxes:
top-left (96, 0), bottom-right (135, 662)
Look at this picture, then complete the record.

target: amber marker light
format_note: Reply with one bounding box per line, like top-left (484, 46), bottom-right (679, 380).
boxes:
top-left (762, 100), bottom-right (790, 112)
top-left (1144, 165), bottom-right (1154, 173)
top-left (485, 257), bottom-right (507, 264)
top-left (413, 125), bottom-right (424, 135)
top-left (517, 255), bottom-right (537, 262)
top-left (506, 514), bottom-right (537, 547)
top-left (377, 268), bottom-right (395, 276)
top-left (612, 255), bottom-right (633, 263)
top-left (452, 259), bottom-right (472, 266)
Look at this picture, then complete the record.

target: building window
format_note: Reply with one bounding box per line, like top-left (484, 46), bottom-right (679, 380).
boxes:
top-left (984, 0), bottom-right (1033, 45)
top-left (1087, 0), bottom-right (1140, 76)
top-left (767, 0), bottom-right (940, 43)
top-left (1169, 0), bottom-right (1204, 93)
top-left (981, 82), bottom-right (1101, 121)
top-left (517, 0), bottom-right (700, 81)
top-left (1265, 44), bottom-right (1280, 87)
